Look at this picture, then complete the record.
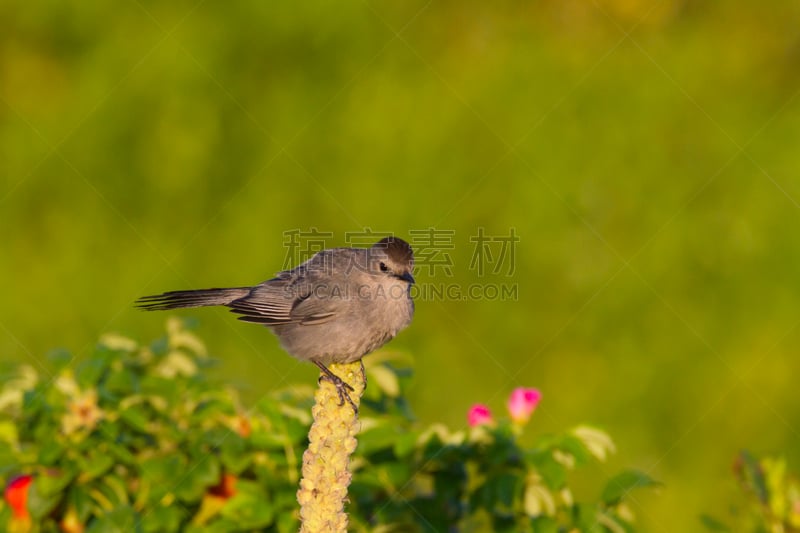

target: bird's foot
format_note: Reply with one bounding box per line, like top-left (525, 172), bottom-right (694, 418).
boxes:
top-left (360, 359), bottom-right (367, 390)
top-left (314, 361), bottom-right (358, 414)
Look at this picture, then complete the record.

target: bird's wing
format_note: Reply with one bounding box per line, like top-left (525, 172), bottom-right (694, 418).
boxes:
top-left (231, 248), bottom-right (364, 326)
top-left (232, 281), bottom-right (339, 326)
top-left (289, 293), bottom-right (339, 325)
top-left (229, 274), bottom-right (299, 324)
top-left (285, 248), bottom-right (367, 325)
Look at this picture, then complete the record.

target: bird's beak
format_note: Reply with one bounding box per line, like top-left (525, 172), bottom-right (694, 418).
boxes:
top-left (399, 271), bottom-right (415, 284)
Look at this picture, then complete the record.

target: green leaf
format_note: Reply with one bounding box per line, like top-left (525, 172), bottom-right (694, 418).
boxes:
top-left (551, 434), bottom-right (592, 467)
top-left (36, 468), bottom-right (75, 497)
top-left (140, 376), bottom-right (179, 405)
top-left (527, 450), bottom-right (567, 490)
top-left (370, 365), bottom-right (401, 397)
top-left (358, 424), bottom-right (402, 456)
top-left (191, 398), bottom-right (235, 423)
top-left (602, 470), bottom-right (660, 505)
top-left (597, 509), bottom-right (636, 533)
top-left (175, 454), bottom-right (220, 501)
top-left (220, 434), bottom-right (251, 474)
top-left (531, 515), bottom-right (558, 533)
top-left (106, 442), bottom-right (136, 465)
top-left (120, 405), bottom-right (150, 433)
top-left (283, 416), bottom-right (310, 443)
top-left (249, 429), bottom-right (291, 450)
top-left (493, 472), bottom-right (519, 508)
top-left (27, 478), bottom-right (63, 520)
top-left (572, 425), bottom-right (616, 462)
top-left (524, 481), bottom-right (556, 517)
top-left (141, 455), bottom-right (186, 487)
top-left (149, 336), bottom-right (169, 357)
top-left (276, 510), bottom-right (300, 533)
top-left (80, 452), bottom-right (114, 481)
top-left (76, 353), bottom-right (112, 389)
top-left (0, 421), bottom-right (18, 446)
top-left (47, 348), bottom-right (73, 370)
top-left (140, 504), bottom-right (186, 532)
top-left (93, 473), bottom-right (131, 509)
top-left (67, 484), bottom-right (94, 522)
top-left (85, 505), bottom-right (137, 533)
top-left (393, 430), bottom-right (419, 458)
top-left (736, 450), bottom-right (768, 503)
top-left (22, 389), bottom-right (46, 420)
top-left (104, 368), bottom-right (137, 396)
top-left (220, 480), bottom-right (274, 528)
top-left (39, 437), bottom-right (66, 465)
top-left (0, 442), bottom-right (17, 471)
top-left (573, 503), bottom-right (600, 530)
top-left (491, 513), bottom-right (518, 532)
top-left (377, 461), bottom-right (413, 489)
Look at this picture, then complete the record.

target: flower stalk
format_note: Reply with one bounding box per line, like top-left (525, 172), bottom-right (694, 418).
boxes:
top-left (297, 361), bottom-right (365, 533)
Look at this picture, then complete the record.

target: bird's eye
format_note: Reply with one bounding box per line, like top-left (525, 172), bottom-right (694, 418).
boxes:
top-left (379, 262), bottom-right (389, 272)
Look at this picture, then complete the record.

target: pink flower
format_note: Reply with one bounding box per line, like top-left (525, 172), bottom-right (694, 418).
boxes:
top-left (508, 387), bottom-right (542, 424)
top-left (468, 404), bottom-right (493, 427)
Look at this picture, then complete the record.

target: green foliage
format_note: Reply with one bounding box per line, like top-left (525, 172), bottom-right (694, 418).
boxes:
top-left (0, 319), bottom-right (306, 532)
top-left (701, 451), bottom-right (800, 533)
top-left (0, 321), bottom-right (654, 531)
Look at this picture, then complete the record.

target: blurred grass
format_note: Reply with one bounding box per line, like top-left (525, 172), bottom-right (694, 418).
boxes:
top-left (2, 0), bottom-right (800, 530)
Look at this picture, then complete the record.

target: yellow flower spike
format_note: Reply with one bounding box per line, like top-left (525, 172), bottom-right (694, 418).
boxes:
top-left (297, 361), bottom-right (365, 533)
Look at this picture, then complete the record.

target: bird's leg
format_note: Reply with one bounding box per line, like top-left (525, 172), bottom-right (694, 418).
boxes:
top-left (359, 359), bottom-right (367, 390)
top-left (313, 360), bottom-right (358, 413)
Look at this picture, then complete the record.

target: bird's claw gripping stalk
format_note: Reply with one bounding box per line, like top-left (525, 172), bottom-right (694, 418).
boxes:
top-left (314, 360), bottom-right (358, 413)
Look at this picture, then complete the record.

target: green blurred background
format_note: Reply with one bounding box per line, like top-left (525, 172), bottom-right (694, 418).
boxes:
top-left (2, 0), bottom-right (800, 530)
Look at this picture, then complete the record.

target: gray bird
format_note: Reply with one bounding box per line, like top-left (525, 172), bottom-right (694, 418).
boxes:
top-left (136, 237), bottom-right (415, 410)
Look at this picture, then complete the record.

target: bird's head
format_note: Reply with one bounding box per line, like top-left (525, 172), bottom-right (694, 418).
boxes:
top-left (369, 237), bottom-right (415, 284)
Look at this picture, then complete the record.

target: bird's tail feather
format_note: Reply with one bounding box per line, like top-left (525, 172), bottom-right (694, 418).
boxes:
top-left (135, 287), bottom-right (251, 310)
